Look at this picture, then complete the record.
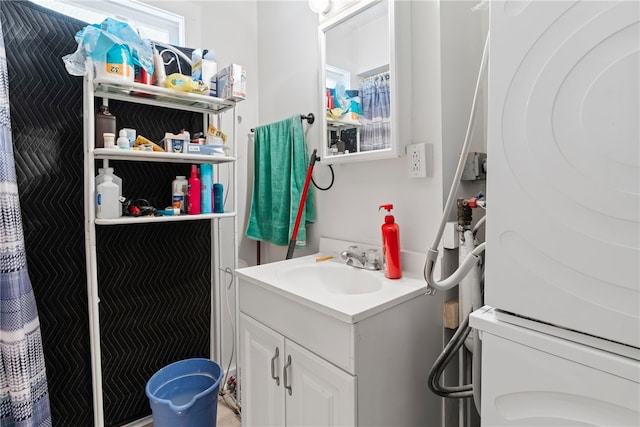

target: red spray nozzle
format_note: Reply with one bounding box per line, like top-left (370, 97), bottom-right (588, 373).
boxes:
top-left (379, 204), bottom-right (394, 212)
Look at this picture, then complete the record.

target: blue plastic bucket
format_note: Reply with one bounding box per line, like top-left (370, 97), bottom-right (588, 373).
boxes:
top-left (146, 358), bottom-right (223, 427)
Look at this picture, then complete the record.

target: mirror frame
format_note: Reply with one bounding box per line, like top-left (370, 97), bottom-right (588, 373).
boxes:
top-left (318, 0), bottom-right (408, 164)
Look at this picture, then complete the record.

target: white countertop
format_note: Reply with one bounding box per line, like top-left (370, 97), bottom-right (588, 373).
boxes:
top-left (235, 247), bottom-right (429, 324)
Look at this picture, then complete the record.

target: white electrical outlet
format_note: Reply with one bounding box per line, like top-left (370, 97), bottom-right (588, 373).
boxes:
top-left (407, 143), bottom-right (431, 178)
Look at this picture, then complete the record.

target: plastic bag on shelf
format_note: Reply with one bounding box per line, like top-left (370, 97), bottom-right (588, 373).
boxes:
top-left (164, 73), bottom-right (208, 95)
top-left (62, 17), bottom-right (153, 78)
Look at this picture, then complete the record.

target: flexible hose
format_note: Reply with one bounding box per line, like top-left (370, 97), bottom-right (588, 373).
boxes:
top-left (473, 215), bottom-right (486, 236)
top-left (428, 314), bottom-right (474, 398)
top-left (424, 243), bottom-right (485, 290)
top-left (460, 230), bottom-right (482, 352)
top-left (219, 267), bottom-right (241, 415)
top-left (220, 267), bottom-right (236, 391)
top-left (424, 31), bottom-right (490, 291)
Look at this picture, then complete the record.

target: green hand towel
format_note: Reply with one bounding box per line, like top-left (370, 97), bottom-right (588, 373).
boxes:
top-left (246, 115), bottom-right (315, 247)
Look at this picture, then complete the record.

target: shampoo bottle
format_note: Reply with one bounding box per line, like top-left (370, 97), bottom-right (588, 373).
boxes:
top-left (187, 165), bottom-right (201, 215)
top-left (200, 164), bottom-right (213, 213)
top-left (213, 183), bottom-right (224, 213)
top-left (379, 204), bottom-right (401, 279)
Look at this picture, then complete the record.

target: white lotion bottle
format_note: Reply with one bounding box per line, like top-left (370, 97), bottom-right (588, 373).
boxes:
top-left (117, 129), bottom-right (130, 150)
top-left (96, 173), bottom-right (121, 219)
top-left (96, 167), bottom-right (122, 202)
top-left (172, 175), bottom-right (188, 214)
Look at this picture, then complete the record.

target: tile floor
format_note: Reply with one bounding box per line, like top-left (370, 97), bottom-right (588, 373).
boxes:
top-left (216, 394), bottom-right (242, 427)
top-left (145, 394), bottom-right (241, 427)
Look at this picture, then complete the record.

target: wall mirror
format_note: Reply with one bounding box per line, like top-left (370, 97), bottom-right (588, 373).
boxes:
top-left (319, 0), bottom-right (410, 164)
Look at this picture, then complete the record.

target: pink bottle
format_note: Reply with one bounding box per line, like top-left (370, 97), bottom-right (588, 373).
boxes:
top-left (187, 165), bottom-right (201, 215)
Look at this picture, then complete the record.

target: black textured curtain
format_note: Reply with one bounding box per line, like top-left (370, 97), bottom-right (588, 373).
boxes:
top-left (1, 2), bottom-right (211, 425)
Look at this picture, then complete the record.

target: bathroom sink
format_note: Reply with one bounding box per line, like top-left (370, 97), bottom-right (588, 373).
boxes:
top-left (277, 262), bottom-right (383, 295)
top-left (235, 244), bottom-right (429, 323)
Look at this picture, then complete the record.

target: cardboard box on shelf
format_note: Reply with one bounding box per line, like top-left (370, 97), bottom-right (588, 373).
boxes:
top-left (184, 143), bottom-right (225, 155)
top-left (163, 132), bottom-right (187, 153)
top-left (216, 64), bottom-right (245, 101)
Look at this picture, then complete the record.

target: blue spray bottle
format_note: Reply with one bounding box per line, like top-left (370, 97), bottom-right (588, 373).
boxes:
top-left (200, 164), bottom-right (213, 213)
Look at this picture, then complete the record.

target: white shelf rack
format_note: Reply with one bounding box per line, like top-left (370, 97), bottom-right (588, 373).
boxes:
top-left (93, 148), bottom-right (236, 164)
top-left (83, 71), bottom-right (239, 426)
top-left (93, 77), bottom-right (235, 114)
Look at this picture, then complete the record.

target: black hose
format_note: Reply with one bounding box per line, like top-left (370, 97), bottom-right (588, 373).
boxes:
top-left (428, 314), bottom-right (474, 398)
top-left (312, 164), bottom-right (334, 191)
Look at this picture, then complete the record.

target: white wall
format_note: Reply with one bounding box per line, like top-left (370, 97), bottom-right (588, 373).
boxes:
top-left (253, 0), bottom-right (323, 262)
top-left (440, 0), bottom-right (488, 214)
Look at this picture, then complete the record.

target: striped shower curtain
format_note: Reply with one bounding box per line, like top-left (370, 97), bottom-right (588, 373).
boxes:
top-left (359, 72), bottom-right (391, 152)
top-left (0, 19), bottom-right (52, 427)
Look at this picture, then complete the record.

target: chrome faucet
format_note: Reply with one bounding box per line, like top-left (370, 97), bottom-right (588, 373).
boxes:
top-left (340, 246), bottom-right (380, 271)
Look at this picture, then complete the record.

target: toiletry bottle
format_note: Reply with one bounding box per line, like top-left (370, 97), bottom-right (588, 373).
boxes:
top-left (117, 129), bottom-right (129, 149)
top-left (96, 172), bottom-right (121, 219)
top-left (95, 105), bottom-right (116, 148)
top-left (200, 164), bottom-right (213, 213)
top-left (213, 183), bottom-right (224, 213)
top-left (153, 47), bottom-right (166, 87)
top-left (96, 167), bottom-right (122, 202)
top-left (105, 45), bottom-right (133, 81)
top-left (187, 165), bottom-right (201, 215)
top-left (172, 175), bottom-right (188, 214)
top-left (379, 204), bottom-right (401, 279)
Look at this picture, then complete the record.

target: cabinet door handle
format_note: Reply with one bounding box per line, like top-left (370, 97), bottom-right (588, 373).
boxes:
top-left (270, 347), bottom-right (280, 386)
top-left (283, 354), bottom-right (292, 396)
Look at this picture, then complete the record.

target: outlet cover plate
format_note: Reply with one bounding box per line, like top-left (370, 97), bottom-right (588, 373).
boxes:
top-left (407, 143), bottom-right (431, 178)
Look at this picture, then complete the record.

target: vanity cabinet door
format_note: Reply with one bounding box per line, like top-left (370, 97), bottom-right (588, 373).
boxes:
top-left (285, 339), bottom-right (356, 426)
top-left (240, 314), bottom-right (285, 427)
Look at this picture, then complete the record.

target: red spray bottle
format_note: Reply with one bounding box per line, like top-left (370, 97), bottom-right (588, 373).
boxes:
top-left (380, 204), bottom-right (402, 279)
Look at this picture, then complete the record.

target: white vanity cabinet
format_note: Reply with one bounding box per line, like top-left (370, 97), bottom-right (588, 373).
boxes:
top-left (240, 313), bottom-right (356, 426)
top-left (236, 249), bottom-right (443, 427)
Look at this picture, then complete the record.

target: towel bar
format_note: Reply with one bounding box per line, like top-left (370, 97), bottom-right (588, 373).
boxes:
top-left (250, 113), bottom-right (315, 133)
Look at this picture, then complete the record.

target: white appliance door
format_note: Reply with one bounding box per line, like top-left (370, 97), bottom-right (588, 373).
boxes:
top-left (470, 308), bottom-right (640, 426)
top-left (486, 0), bottom-right (640, 347)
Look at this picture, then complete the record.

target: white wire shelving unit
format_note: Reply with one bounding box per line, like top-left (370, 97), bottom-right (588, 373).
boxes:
top-left (83, 72), bottom-right (239, 427)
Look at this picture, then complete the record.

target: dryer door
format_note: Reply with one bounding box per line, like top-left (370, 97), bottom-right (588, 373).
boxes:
top-left (485, 0), bottom-right (640, 347)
